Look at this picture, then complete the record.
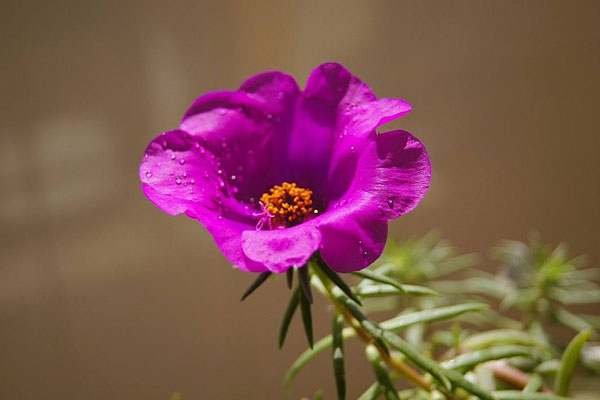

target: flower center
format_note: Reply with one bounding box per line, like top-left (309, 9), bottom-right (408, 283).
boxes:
top-left (259, 182), bottom-right (315, 227)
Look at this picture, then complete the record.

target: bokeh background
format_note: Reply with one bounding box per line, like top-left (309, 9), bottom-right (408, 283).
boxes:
top-left (1, 1), bottom-right (599, 398)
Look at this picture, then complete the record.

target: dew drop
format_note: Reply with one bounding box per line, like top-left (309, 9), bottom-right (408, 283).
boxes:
top-left (145, 171), bottom-right (153, 178)
top-left (170, 153), bottom-right (176, 160)
top-left (190, 178), bottom-right (195, 184)
top-left (230, 175), bottom-right (236, 181)
top-left (204, 171), bottom-right (210, 179)
top-left (175, 177), bottom-right (182, 185)
top-left (219, 109), bottom-right (227, 115)
top-left (350, 145), bottom-right (355, 151)
top-left (387, 196), bottom-right (394, 209)
top-left (313, 209), bottom-right (319, 214)
top-left (179, 158), bottom-right (186, 165)
top-left (266, 114), bottom-right (273, 120)
top-left (217, 169), bottom-right (223, 175)
top-left (182, 171), bottom-right (187, 178)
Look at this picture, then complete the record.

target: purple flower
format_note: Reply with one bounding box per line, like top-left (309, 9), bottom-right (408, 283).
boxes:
top-left (139, 63), bottom-right (431, 274)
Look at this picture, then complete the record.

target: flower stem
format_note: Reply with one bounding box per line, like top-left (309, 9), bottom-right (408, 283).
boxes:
top-left (310, 264), bottom-right (434, 392)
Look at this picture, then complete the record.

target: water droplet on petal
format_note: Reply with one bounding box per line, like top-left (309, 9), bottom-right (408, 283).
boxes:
top-left (182, 171), bottom-right (187, 178)
top-left (387, 196), bottom-right (394, 209)
top-left (219, 109), bottom-right (227, 115)
top-left (179, 158), bottom-right (185, 165)
top-left (190, 178), bottom-right (195, 184)
top-left (217, 169), bottom-right (222, 175)
top-left (145, 171), bottom-right (153, 178)
top-left (175, 177), bottom-right (182, 185)
top-left (266, 114), bottom-right (273, 120)
top-left (350, 146), bottom-right (355, 151)
top-left (230, 175), bottom-right (236, 181)
top-left (170, 153), bottom-right (176, 160)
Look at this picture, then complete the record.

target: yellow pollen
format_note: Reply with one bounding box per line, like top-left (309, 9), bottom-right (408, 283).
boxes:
top-left (260, 182), bottom-right (314, 226)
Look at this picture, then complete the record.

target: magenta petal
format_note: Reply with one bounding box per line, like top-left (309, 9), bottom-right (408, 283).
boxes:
top-left (139, 129), bottom-right (223, 216)
top-left (180, 91), bottom-right (277, 200)
top-left (187, 209), bottom-right (267, 273)
top-left (342, 130), bottom-right (431, 219)
top-left (304, 62), bottom-right (376, 106)
top-left (340, 98), bottom-right (412, 139)
top-left (241, 224), bottom-right (322, 273)
top-left (278, 62), bottom-right (379, 191)
top-left (240, 70), bottom-right (300, 114)
top-left (316, 191), bottom-right (388, 273)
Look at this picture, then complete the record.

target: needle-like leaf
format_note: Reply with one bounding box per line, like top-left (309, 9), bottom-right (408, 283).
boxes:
top-left (240, 272), bottom-right (272, 301)
top-left (313, 258), bottom-right (362, 305)
top-left (299, 284), bottom-right (313, 348)
top-left (298, 266), bottom-right (313, 304)
top-left (352, 269), bottom-right (405, 292)
top-left (279, 288), bottom-right (300, 349)
top-left (286, 268), bottom-right (294, 289)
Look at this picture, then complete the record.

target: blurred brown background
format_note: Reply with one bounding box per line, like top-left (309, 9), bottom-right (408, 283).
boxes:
top-left (1, 0), bottom-right (599, 399)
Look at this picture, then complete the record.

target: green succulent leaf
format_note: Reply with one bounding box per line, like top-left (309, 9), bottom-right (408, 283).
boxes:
top-left (357, 383), bottom-right (382, 400)
top-left (332, 313), bottom-right (346, 400)
top-left (353, 269), bottom-right (406, 292)
top-left (493, 391), bottom-right (571, 400)
top-left (554, 328), bottom-right (593, 396)
top-left (365, 345), bottom-right (400, 400)
top-left (441, 345), bottom-right (532, 372)
top-left (523, 373), bottom-right (543, 393)
top-left (357, 284), bottom-right (439, 298)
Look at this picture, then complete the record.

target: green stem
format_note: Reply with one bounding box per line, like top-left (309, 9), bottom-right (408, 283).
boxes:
top-left (310, 262), bottom-right (434, 392)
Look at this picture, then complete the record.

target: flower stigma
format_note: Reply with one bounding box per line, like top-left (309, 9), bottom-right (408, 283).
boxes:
top-left (258, 182), bottom-right (315, 228)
